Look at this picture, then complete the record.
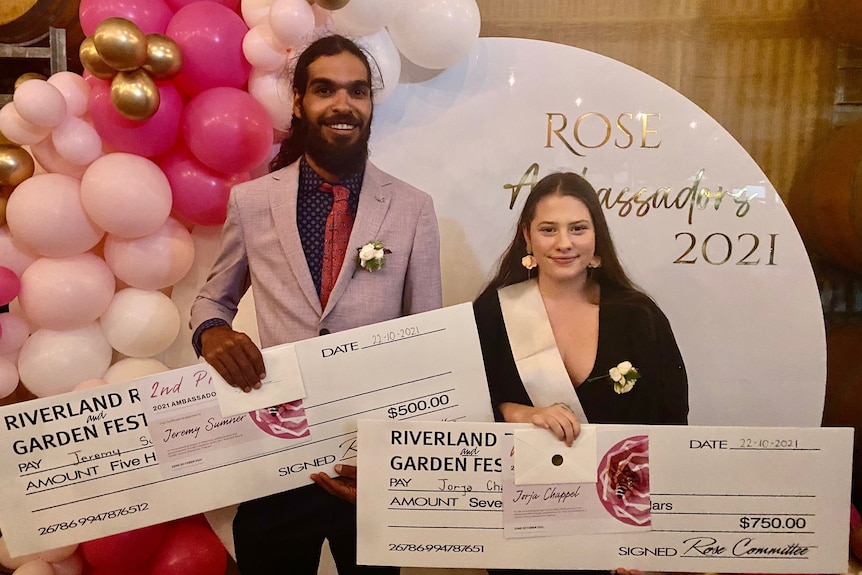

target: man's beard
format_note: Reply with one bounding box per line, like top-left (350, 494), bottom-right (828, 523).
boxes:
top-left (304, 115), bottom-right (371, 179)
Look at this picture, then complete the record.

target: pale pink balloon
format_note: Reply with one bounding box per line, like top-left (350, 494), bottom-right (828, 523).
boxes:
top-left (30, 137), bottom-right (88, 178)
top-left (88, 78), bottom-right (182, 158)
top-left (18, 323), bottom-right (113, 397)
top-left (0, 266), bottom-right (20, 306)
top-left (158, 145), bottom-right (250, 226)
top-left (101, 288), bottom-right (181, 357)
top-left (6, 173), bottom-right (105, 257)
top-left (18, 254), bottom-right (116, 330)
top-left (268, 0), bottom-right (315, 48)
top-left (50, 551), bottom-right (84, 575)
top-left (103, 357), bottom-right (168, 383)
top-left (52, 116), bottom-right (103, 166)
top-left (311, 4), bottom-right (333, 29)
top-left (81, 153), bottom-right (173, 238)
top-left (0, 103), bottom-right (51, 146)
top-left (182, 87), bottom-right (273, 174)
top-left (166, 2), bottom-right (252, 97)
top-left (0, 311), bottom-right (32, 355)
top-left (248, 68), bottom-right (292, 132)
top-left (47, 72), bottom-right (91, 117)
top-left (12, 559), bottom-right (55, 575)
top-left (0, 541), bottom-right (79, 571)
top-left (103, 218), bottom-right (195, 290)
top-left (240, 0), bottom-right (273, 28)
top-left (0, 356), bottom-right (18, 400)
top-left (73, 378), bottom-right (108, 391)
top-left (13, 80), bottom-right (67, 128)
top-left (243, 24), bottom-right (290, 73)
top-left (0, 227), bottom-right (37, 277)
top-left (79, 0), bottom-right (174, 36)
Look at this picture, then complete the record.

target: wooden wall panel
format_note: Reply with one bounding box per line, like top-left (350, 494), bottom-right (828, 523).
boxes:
top-left (476, 0), bottom-right (838, 198)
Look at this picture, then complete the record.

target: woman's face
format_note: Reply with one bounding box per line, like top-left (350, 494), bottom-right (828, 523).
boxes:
top-left (524, 193), bottom-right (598, 286)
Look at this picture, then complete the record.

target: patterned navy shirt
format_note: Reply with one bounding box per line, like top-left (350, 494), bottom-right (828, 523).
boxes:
top-left (297, 157), bottom-right (363, 296)
top-left (192, 157), bottom-right (364, 356)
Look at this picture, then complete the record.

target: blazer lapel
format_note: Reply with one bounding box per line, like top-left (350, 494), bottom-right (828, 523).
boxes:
top-left (322, 163), bottom-right (391, 317)
top-left (269, 164), bottom-right (323, 315)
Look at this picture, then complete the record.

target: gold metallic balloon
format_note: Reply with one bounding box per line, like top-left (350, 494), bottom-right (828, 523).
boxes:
top-left (0, 144), bottom-right (36, 189)
top-left (0, 194), bottom-right (8, 228)
top-left (111, 69), bottom-right (160, 121)
top-left (80, 36), bottom-right (118, 79)
top-left (143, 34), bottom-right (183, 80)
top-left (314, 0), bottom-right (350, 9)
top-left (94, 17), bottom-right (147, 72)
top-left (14, 73), bottom-right (47, 91)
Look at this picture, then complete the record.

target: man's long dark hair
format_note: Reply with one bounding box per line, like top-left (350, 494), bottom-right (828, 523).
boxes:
top-left (485, 172), bottom-right (641, 302)
top-left (269, 35), bottom-right (374, 172)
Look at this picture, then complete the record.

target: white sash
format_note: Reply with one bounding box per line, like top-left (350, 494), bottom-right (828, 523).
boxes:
top-left (497, 279), bottom-right (589, 424)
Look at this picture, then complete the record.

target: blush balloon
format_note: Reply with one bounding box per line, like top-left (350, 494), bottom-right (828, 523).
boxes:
top-left (103, 218), bottom-right (195, 290)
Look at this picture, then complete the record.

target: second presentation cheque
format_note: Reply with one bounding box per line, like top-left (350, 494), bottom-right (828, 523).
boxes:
top-left (357, 420), bottom-right (853, 573)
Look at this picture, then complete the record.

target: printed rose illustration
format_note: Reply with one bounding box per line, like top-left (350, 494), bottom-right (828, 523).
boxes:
top-left (596, 435), bottom-right (650, 526)
top-left (250, 399), bottom-right (310, 439)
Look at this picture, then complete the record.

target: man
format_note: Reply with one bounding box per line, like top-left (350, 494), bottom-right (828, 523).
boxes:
top-left (190, 34), bottom-right (442, 575)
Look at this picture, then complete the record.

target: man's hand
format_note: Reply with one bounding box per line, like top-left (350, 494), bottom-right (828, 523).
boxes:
top-left (200, 325), bottom-right (266, 393)
top-left (311, 464), bottom-right (357, 504)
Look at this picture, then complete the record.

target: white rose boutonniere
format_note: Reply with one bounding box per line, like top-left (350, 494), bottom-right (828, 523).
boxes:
top-left (356, 240), bottom-right (390, 272)
top-left (609, 361), bottom-right (639, 394)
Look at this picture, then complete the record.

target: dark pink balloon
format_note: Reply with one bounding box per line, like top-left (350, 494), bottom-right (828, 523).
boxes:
top-left (89, 78), bottom-right (183, 158)
top-left (159, 144), bottom-right (250, 226)
top-left (165, 0), bottom-right (240, 12)
top-left (80, 523), bottom-right (167, 569)
top-left (150, 522), bottom-right (227, 575)
top-left (182, 87), bottom-right (273, 174)
top-left (0, 266), bottom-right (21, 306)
top-left (79, 0), bottom-right (174, 36)
top-left (166, 2), bottom-right (252, 97)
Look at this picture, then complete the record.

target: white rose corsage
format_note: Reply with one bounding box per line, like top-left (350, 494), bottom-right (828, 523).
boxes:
top-left (356, 240), bottom-right (391, 272)
top-left (608, 361), bottom-right (639, 394)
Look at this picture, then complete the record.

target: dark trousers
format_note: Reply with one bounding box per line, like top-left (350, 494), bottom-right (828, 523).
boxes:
top-left (233, 484), bottom-right (400, 575)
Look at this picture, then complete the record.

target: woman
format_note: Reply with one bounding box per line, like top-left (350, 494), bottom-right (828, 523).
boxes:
top-left (474, 171), bottom-right (688, 445)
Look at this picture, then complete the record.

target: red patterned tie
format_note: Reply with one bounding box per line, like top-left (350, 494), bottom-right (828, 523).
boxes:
top-left (319, 182), bottom-right (352, 308)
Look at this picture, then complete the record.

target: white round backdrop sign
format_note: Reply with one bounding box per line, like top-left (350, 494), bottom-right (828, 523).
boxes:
top-left (369, 37), bottom-right (825, 427)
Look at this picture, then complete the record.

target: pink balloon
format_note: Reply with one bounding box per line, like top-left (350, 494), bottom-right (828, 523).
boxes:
top-left (80, 523), bottom-right (167, 569)
top-left (47, 71), bottom-right (92, 118)
top-left (150, 523), bottom-right (227, 575)
top-left (165, 0), bottom-right (239, 11)
top-left (0, 355), bottom-right (18, 400)
top-left (30, 136), bottom-right (88, 178)
top-left (182, 87), bottom-right (273, 174)
top-left (0, 311), bottom-right (31, 355)
top-left (166, 2), bottom-right (252, 97)
top-left (89, 78), bottom-right (182, 158)
top-left (0, 266), bottom-right (20, 305)
top-left (103, 218), bottom-right (195, 290)
top-left (158, 145), bottom-right (249, 226)
top-left (50, 551), bottom-right (84, 575)
top-left (79, 0), bottom-right (174, 36)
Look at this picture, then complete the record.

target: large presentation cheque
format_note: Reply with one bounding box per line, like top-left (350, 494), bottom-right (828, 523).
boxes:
top-left (357, 420), bottom-right (853, 573)
top-left (0, 304), bottom-right (492, 557)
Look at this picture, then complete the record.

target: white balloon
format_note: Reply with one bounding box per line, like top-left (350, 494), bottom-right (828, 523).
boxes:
top-left (357, 28), bottom-right (401, 103)
top-left (18, 323), bottom-right (112, 397)
top-left (241, 0), bottom-right (276, 28)
top-left (268, 0), bottom-right (315, 48)
top-left (0, 311), bottom-right (31, 355)
top-left (0, 355), bottom-right (18, 399)
top-left (0, 103), bottom-right (51, 146)
top-left (248, 68), bottom-right (293, 132)
top-left (0, 226), bottom-right (38, 277)
top-left (103, 357), bottom-right (169, 384)
top-left (101, 288), bottom-right (180, 357)
top-left (243, 24), bottom-right (290, 73)
top-left (51, 116), bottom-right (102, 166)
top-left (330, 0), bottom-right (400, 37)
top-left (73, 378), bottom-right (108, 391)
top-left (80, 153), bottom-right (172, 239)
top-left (47, 72), bottom-right (91, 118)
top-left (6, 173), bottom-right (105, 257)
top-left (103, 218), bottom-right (195, 290)
top-left (13, 80), bottom-right (67, 128)
top-left (388, 0), bottom-right (480, 69)
top-left (311, 4), bottom-right (334, 30)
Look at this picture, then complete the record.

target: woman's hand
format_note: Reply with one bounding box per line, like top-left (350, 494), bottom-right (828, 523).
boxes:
top-left (499, 402), bottom-right (580, 446)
